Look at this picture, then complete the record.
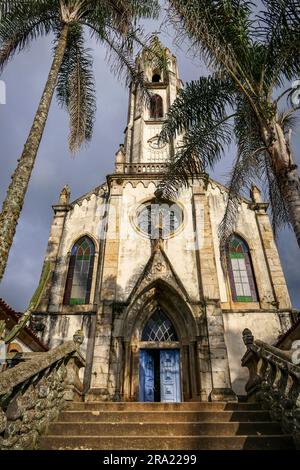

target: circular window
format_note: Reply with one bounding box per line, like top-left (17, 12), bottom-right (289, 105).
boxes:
top-left (148, 136), bottom-right (166, 150)
top-left (136, 200), bottom-right (183, 239)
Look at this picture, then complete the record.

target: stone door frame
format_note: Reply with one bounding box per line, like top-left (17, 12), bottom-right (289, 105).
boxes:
top-left (118, 280), bottom-right (201, 402)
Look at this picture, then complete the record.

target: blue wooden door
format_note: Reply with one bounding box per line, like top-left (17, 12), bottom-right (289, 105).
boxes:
top-left (160, 350), bottom-right (181, 402)
top-left (139, 349), bottom-right (155, 402)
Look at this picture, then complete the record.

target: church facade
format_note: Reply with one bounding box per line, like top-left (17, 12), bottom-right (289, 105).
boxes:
top-left (33, 44), bottom-right (293, 402)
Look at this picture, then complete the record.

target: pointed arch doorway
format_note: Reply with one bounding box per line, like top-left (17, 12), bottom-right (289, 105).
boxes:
top-left (120, 281), bottom-right (200, 402)
top-left (139, 309), bottom-right (181, 402)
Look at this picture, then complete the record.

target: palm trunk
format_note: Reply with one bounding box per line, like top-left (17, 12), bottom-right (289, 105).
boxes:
top-left (279, 166), bottom-right (300, 248)
top-left (266, 122), bottom-right (300, 249)
top-left (0, 24), bottom-right (69, 281)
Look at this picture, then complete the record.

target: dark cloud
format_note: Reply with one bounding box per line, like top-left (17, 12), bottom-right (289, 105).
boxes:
top-left (0, 14), bottom-right (299, 311)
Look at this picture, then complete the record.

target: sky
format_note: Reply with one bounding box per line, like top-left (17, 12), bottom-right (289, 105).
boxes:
top-left (0, 4), bottom-right (299, 311)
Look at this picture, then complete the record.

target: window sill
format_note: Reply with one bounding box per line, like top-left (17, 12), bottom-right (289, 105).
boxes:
top-left (221, 301), bottom-right (261, 311)
top-left (60, 304), bottom-right (97, 314)
top-left (145, 119), bottom-right (165, 124)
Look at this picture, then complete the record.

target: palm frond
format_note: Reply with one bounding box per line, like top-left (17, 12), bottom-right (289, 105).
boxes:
top-left (97, 27), bottom-right (149, 96)
top-left (219, 97), bottom-right (265, 268)
top-left (90, 0), bottom-right (159, 35)
top-left (160, 114), bottom-right (233, 199)
top-left (56, 24), bottom-right (96, 153)
top-left (263, 153), bottom-right (291, 235)
top-left (160, 74), bottom-right (235, 143)
top-left (0, 0), bottom-right (58, 72)
top-left (168, 0), bottom-right (255, 84)
top-left (258, 0), bottom-right (300, 89)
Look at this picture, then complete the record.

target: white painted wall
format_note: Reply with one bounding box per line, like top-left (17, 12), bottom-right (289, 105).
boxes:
top-left (223, 311), bottom-right (282, 395)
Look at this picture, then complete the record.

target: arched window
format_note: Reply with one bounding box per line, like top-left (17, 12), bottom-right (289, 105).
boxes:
top-left (227, 235), bottom-right (258, 302)
top-left (7, 343), bottom-right (23, 354)
top-left (152, 73), bottom-right (161, 83)
top-left (142, 310), bottom-right (178, 342)
top-left (63, 237), bottom-right (95, 306)
top-left (150, 94), bottom-right (163, 119)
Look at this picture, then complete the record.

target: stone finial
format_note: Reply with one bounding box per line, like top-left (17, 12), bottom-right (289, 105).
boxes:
top-left (115, 144), bottom-right (125, 163)
top-left (73, 329), bottom-right (84, 347)
top-left (59, 185), bottom-right (71, 205)
top-left (242, 328), bottom-right (254, 348)
top-left (250, 185), bottom-right (262, 203)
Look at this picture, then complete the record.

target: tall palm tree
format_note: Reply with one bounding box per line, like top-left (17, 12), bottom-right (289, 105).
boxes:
top-left (0, 0), bottom-right (160, 281)
top-left (160, 0), bottom-right (300, 257)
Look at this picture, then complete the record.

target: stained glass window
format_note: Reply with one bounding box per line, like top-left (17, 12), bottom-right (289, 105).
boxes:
top-left (63, 237), bottom-right (95, 306)
top-left (227, 235), bottom-right (258, 302)
top-left (137, 201), bottom-right (183, 239)
top-left (142, 310), bottom-right (178, 342)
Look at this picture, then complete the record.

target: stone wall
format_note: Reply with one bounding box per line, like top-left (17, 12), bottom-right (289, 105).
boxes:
top-left (0, 336), bottom-right (85, 450)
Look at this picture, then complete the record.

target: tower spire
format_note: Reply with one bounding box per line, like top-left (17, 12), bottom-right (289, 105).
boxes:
top-left (117, 41), bottom-right (182, 171)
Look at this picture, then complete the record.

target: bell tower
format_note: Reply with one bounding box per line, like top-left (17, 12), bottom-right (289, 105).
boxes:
top-left (120, 38), bottom-right (183, 168)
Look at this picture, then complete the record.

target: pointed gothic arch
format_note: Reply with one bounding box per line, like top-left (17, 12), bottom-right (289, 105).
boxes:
top-left (117, 279), bottom-right (200, 402)
top-left (121, 279), bottom-right (198, 343)
top-left (226, 234), bottom-right (258, 302)
top-left (150, 94), bottom-right (163, 119)
top-left (63, 236), bottom-right (95, 305)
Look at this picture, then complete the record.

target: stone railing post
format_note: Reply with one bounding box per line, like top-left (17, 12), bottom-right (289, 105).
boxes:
top-left (241, 328), bottom-right (263, 401)
top-left (64, 330), bottom-right (85, 401)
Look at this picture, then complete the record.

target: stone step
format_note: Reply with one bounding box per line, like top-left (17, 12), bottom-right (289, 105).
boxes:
top-left (46, 421), bottom-right (282, 437)
top-left (39, 435), bottom-right (294, 450)
top-left (68, 402), bottom-right (262, 412)
top-left (59, 410), bottom-right (272, 423)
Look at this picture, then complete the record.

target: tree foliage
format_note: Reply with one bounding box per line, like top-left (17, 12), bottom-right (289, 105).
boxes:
top-left (0, 0), bottom-right (161, 152)
top-left (161, 0), bottom-right (300, 257)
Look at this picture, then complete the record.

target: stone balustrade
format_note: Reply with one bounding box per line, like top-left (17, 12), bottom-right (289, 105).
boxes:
top-left (241, 328), bottom-right (300, 449)
top-left (0, 333), bottom-right (85, 450)
top-left (115, 162), bottom-right (168, 174)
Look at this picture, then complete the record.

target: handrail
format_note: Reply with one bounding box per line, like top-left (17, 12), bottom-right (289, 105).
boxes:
top-left (241, 328), bottom-right (300, 449)
top-left (0, 331), bottom-right (85, 450)
top-left (0, 340), bottom-right (82, 396)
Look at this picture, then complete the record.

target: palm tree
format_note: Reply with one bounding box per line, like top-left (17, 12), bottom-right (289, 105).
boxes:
top-left (0, 0), bottom-right (160, 281)
top-left (160, 0), bottom-right (300, 257)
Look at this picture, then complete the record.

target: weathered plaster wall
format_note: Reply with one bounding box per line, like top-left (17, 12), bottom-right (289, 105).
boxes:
top-left (7, 339), bottom-right (32, 353)
top-left (48, 190), bottom-right (105, 311)
top-left (223, 311), bottom-right (283, 395)
top-left (41, 313), bottom-right (92, 356)
top-left (208, 182), bottom-right (279, 308)
top-left (116, 182), bottom-right (200, 302)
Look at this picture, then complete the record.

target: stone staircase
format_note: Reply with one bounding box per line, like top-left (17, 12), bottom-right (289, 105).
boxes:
top-left (39, 401), bottom-right (295, 450)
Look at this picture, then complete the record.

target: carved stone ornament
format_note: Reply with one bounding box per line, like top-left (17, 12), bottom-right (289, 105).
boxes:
top-left (59, 185), bottom-right (71, 205)
top-left (241, 331), bottom-right (300, 449)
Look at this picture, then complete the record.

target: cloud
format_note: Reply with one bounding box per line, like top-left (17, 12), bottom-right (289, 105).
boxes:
top-left (0, 12), bottom-right (299, 312)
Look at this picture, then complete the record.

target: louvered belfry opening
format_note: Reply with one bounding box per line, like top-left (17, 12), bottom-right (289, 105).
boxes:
top-left (150, 94), bottom-right (163, 119)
